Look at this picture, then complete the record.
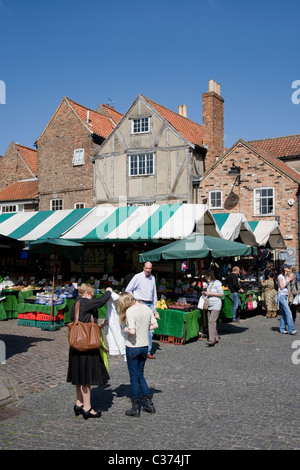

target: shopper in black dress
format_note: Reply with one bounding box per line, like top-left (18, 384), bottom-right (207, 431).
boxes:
top-left (67, 283), bottom-right (112, 419)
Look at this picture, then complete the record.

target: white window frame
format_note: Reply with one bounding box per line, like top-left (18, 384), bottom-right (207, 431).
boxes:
top-left (131, 117), bottom-right (150, 134)
top-left (50, 198), bottom-right (63, 211)
top-left (129, 153), bottom-right (155, 176)
top-left (1, 204), bottom-right (18, 213)
top-left (209, 190), bottom-right (222, 209)
top-left (73, 148), bottom-right (85, 166)
top-left (74, 202), bottom-right (85, 209)
top-left (254, 187), bottom-right (275, 215)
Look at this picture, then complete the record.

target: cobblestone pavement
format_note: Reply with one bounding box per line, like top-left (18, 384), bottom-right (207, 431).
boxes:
top-left (0, 315), bottom-right (300, 451)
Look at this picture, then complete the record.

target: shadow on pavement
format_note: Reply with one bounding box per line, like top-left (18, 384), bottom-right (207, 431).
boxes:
top-left (0, 334), bottom-right (54, 359)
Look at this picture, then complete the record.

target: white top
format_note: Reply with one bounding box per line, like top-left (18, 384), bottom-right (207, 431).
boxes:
top-left (207, 280), bottom-right (223, 310)
top-left (125, 302), bottom-right (157, 348)
top-left (277, 274), bottom-right (289, 295)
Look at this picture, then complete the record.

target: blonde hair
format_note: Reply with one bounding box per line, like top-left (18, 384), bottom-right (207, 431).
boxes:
top-left (78, 283), bottom-right (95, 297)
top-left (118, 292), bottom-right (135, 325)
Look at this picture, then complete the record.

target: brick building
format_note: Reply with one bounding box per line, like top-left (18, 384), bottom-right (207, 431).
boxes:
top-left (0, 143), bottom-right (38, 212)
top-left (35, 97), bottom-right (122, 211)
top-left (197, 139), bottom-right (300, 266)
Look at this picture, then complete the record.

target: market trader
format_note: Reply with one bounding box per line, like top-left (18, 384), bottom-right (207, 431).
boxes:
top-left (125, 262), bottom-right (158, 359)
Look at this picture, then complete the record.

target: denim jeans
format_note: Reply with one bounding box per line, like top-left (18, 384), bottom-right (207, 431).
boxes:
top-left (126, 346), bottom-right (150, 399)
top-left (279, 295), bottom-right (296, 334)
top-left (232, 292), bottom-right (241, 321)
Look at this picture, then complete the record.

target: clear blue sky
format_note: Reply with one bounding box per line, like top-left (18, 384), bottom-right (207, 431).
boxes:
top-left (0, 0), bottom-right (299, 156)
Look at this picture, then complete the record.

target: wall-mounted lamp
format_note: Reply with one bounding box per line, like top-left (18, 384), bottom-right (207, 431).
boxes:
top-left (228, 161), bottom-right (241, 185)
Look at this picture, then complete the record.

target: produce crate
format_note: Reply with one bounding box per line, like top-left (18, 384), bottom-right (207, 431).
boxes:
top-left (36, 313), bottom-right (56, 322)
top-left (18, 312), bottom-right (37, 320)
top-left (17, 318), bottom-right (36, 327)
top-left (158, 334), bottom-right (184, 345)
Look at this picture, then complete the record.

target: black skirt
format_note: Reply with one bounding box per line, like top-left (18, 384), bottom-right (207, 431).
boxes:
top-left (67, 348), bottom-right (110, 386)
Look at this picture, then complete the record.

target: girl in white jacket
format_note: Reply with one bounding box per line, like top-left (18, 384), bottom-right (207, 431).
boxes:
top-left (105, 291), bottom-right (126, 361)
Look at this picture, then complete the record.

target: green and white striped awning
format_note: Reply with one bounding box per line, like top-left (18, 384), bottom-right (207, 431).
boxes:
top-left (0, 209), bottom-right (92, 242)
top-left (61, 204), bottom-right (222, 241)
top-left (213, 213), bottom-right (258, 246)
top-left (248, 220), bottom-right (286, 249)
top-left (213, 213), bottom-right (286, 249)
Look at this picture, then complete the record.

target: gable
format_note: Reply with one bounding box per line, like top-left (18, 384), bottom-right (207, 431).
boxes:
top-left (97, 94), bottom-right (199, 156)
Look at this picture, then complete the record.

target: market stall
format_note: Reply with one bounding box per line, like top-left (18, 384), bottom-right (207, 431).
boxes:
top-left (140, 233), bottom-right (254, 343)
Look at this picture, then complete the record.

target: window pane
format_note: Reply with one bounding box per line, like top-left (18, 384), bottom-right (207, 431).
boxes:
top-left (255, 188), bottom-right (274, 215)
top-left (139, 155), bottom-right (146, 174)
top-left (147, 154), bottom-right (153, 173)
top-left (210, 191), bottom-right (221, 208)
top-left (130, 156), bottom-right (138, 175)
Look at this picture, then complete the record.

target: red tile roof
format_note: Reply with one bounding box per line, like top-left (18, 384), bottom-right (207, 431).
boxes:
top-left (0, 180), bottom-right (38, 202)
top-left (15, 144), bottom-right (38, 175)
top-left (67, 98), bottom-right (122, 139)
top-left (142, 95), bottom-right (203, 148)
top-left (248, 134), bottom-right (300, 158)
top-left (243, 140), bottom-right (300, 184)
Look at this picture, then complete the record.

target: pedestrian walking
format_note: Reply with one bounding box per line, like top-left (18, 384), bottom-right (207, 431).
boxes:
top-left (277, 265), bottom-right (297, 335)
top-left (118, 292), bottom-right (158, 417)
top-left (67, 283), bottom-right (112, 419)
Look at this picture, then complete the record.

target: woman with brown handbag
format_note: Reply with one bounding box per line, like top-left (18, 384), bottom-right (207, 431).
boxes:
top-left (67, 283), bottom-right (112, 419)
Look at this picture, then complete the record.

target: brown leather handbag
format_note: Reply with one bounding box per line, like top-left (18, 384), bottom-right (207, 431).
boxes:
top-left (67, 300), bottom-right (101, 352)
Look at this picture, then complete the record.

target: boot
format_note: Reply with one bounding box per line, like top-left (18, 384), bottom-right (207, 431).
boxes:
top-left (143, 394), bottom-right (156, 414)
top-left (125, 398), bottom-right (140, 417)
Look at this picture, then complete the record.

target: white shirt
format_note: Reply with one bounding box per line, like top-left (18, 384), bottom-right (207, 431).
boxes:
top-left (126, 271), bottom-right (157, 306)
top-left (207, 280), bottom-right (223, 310)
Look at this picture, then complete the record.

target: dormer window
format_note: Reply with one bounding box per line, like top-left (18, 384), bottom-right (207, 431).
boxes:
top-left (132, 117), bottom-right (149, 134)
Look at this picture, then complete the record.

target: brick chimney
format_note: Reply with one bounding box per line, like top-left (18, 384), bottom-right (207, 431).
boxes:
top-left (202, 79), bottom-right (224, 170)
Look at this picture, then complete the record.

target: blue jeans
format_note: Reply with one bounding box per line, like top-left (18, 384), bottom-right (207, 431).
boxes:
top-left (279, 295), bottom-right (296, 334)
top-left (126, 346), bottom-right (150, 399)
top-left (232, 292), bottom-right (241, 321)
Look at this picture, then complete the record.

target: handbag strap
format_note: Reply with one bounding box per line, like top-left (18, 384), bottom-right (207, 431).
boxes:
top-left (75, 299), bottom-right (95, 324)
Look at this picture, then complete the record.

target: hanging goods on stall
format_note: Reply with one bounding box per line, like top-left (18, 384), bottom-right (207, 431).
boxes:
top-left (198, 295), bottom-right (208, 310)
top-left (67, 301), bottom-right (101, 352)
top-left (293, 294), bottom-right (300, 305)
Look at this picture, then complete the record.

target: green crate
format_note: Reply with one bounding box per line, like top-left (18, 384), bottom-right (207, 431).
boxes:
top-left (17, 318), bottom-right (36, 327)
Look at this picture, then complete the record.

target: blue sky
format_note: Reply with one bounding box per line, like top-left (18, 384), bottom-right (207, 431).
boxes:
top-left (0, 0), bottom-right (299, 156)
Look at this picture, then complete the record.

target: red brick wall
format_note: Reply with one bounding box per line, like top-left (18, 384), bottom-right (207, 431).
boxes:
top-left (37, 100), bottom-right (98, 210)
top-left (197, 142), bottom-right (299, 264)
top-left (0, 143), bottom-right (34, 190)
top-left (202, 91), bottom-right (224, 170)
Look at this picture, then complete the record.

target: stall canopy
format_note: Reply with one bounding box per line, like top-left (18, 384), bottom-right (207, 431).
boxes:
top-left (213, 213), bottom-right (258, 246)
top-left (61, 204), bottom-right (222, 242)
top-left (139, 233), bottom-right (253, 262)
top-left (248, 220), bottom-right (286, 249)
top-left (0, 209), bottom-right (92, 242)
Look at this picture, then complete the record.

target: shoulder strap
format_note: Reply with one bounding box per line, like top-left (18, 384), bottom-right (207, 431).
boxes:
top-left (75, 299), bottom-right (95, 324)
top-left (75, 300), bottom-right (80, 324)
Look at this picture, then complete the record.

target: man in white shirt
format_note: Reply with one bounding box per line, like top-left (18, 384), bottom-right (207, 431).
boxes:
top-left (126, 262), bottom-right (158, 359)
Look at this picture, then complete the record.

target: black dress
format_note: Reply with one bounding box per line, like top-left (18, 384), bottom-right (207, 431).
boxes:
top-left (67, 291), bottom-right (111, 386)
